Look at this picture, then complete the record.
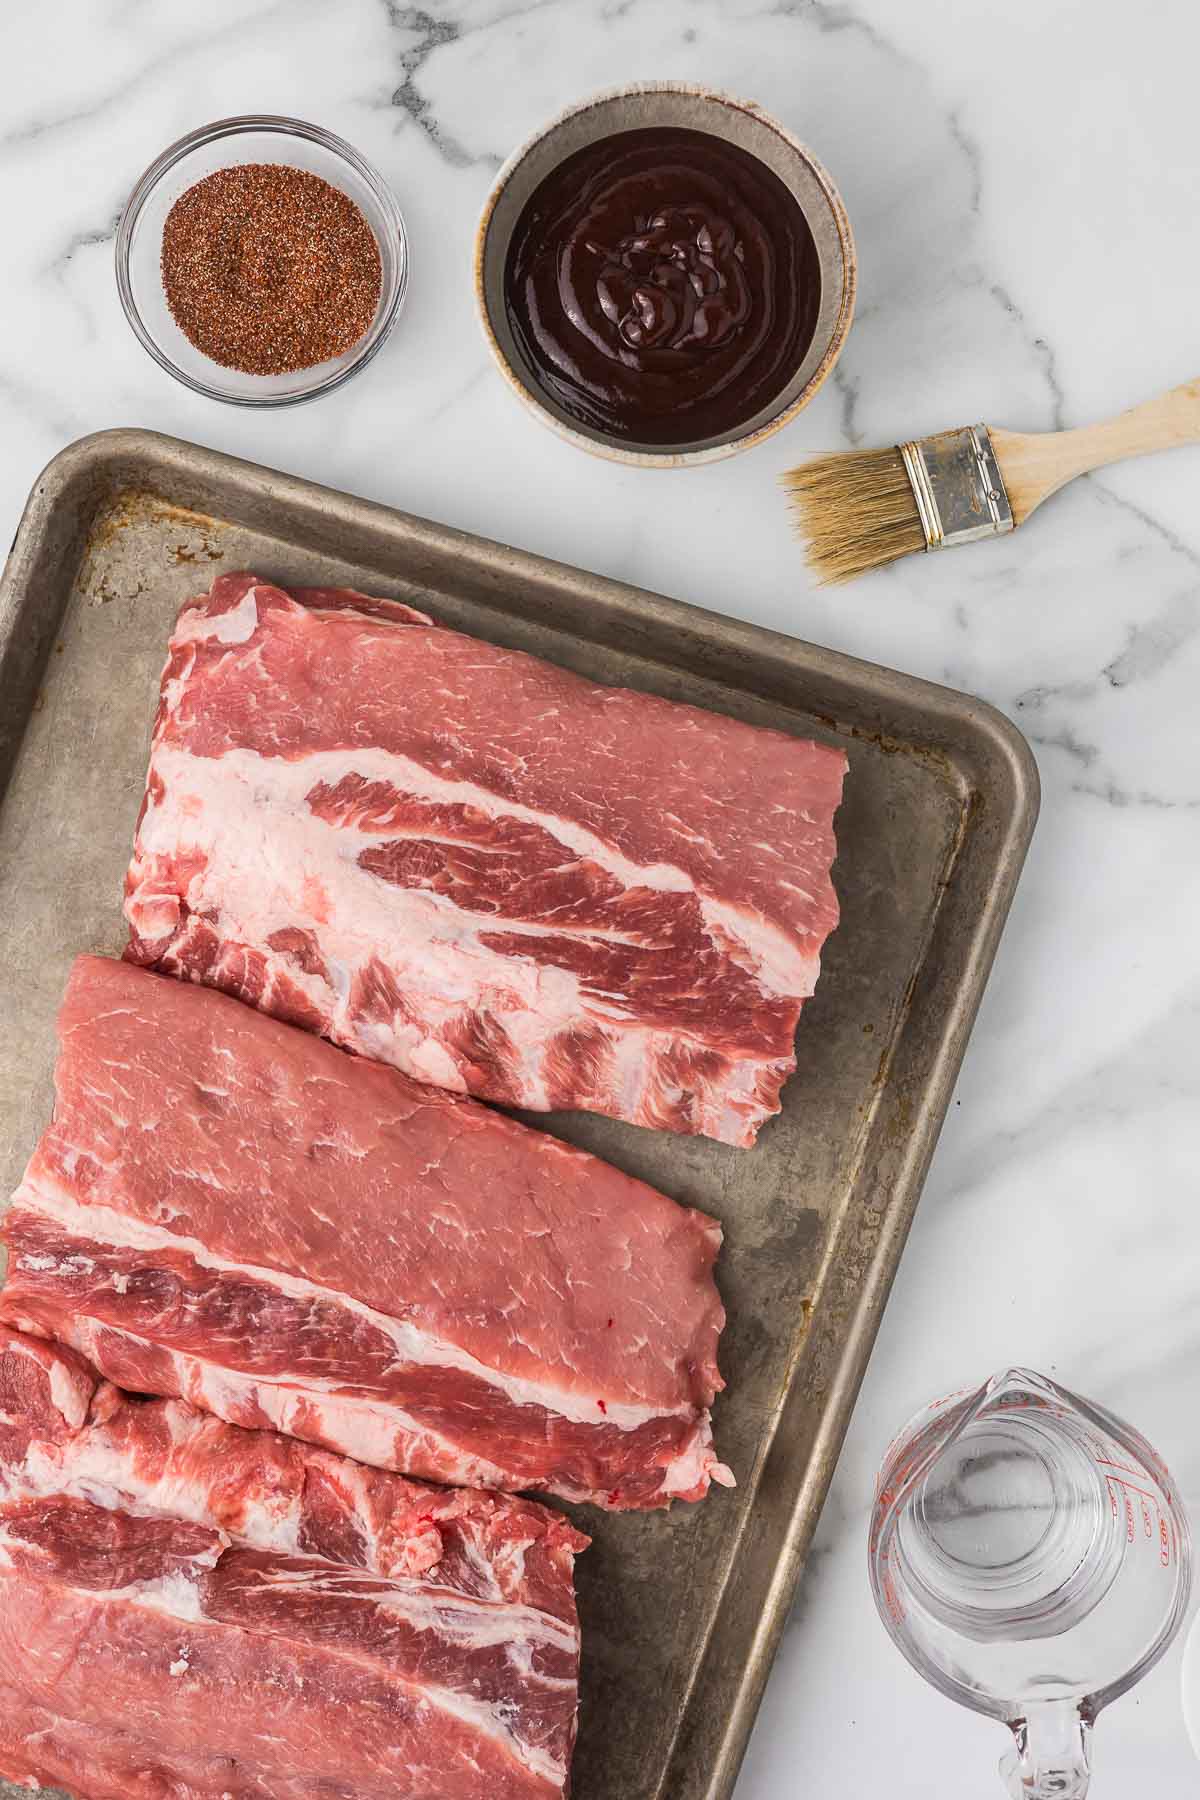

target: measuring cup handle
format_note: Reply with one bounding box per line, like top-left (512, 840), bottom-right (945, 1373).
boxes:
top-left (1000, 1704), bottom-right (1092, 1799)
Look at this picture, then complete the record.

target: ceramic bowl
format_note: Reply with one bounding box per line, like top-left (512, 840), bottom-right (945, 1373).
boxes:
top-left (475, 83), bottom-right (856, 466)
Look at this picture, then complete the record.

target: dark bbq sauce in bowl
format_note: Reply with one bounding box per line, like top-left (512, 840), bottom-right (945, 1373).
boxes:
top-left (503, 126), bottom-right (821, 448)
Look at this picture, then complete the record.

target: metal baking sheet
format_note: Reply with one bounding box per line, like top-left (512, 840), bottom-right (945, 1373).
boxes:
top-left (0, 429), bottom-right (1037, 1800)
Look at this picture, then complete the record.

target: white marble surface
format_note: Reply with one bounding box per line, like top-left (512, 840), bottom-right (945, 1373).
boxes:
top-left (3, 2), bottom-right (1199, 1794)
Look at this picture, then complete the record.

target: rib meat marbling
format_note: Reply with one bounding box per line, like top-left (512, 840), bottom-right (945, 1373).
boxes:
top-left (1, 955), bottom-right (731, 1510)
top-left (0, 1326), bottom-right (586, 1800)
top-left (123, 573), bottom-right (847, 1146)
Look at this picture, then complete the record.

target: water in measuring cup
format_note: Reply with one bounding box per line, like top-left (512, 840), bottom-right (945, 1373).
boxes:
top-left (869, 1369), bottom-right (1190, 1799)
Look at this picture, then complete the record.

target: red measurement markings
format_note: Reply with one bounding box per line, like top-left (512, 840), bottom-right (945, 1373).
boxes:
top-left (880, 1558), bottom-right (905, 1629)
top-left (1098, 1463), bottom-right (1164, 1504)
top-left (1104, 1474), bottom-right (1173, 1565)
top-left (1095, 1452), bottom-right (1150, 1481)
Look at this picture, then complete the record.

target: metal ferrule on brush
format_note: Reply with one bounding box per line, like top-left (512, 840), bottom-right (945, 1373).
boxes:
top-left (898, 426), bottom-right (1014, 551)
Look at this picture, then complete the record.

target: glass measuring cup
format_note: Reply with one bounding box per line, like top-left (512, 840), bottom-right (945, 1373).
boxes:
top-left (868, 1369), bottom-right (1191, 1797)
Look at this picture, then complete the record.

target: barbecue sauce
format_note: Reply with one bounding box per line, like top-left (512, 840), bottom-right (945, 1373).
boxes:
top-left (504, 127), bottom-right (821, 446)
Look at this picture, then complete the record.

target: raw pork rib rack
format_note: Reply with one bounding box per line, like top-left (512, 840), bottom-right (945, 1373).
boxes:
top-left (0, 1324), bottom-right (586, 1800)
top-left (1, 955), bottom-right (731, 1512)
top-left (124, 573), bottom-right (847, 1146)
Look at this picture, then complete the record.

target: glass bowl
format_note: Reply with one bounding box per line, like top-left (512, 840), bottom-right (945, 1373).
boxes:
top-left (116, 115), bottom-right (408, 407)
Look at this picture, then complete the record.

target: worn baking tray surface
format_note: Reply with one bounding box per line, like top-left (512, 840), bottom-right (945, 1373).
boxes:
top-left (0, 431), bottom-right (1037, 1800)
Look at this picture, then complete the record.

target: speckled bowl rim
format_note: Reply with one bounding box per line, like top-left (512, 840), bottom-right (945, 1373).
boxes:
top-left (474, 82), bottom-right (857, 467)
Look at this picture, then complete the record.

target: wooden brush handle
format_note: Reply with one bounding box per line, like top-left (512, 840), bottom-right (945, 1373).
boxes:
top-left (990, 378), bottom-right (1200, 525)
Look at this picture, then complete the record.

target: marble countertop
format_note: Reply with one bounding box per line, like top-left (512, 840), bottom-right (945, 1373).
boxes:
top-left (4, 2), bottom-right (1198, 1794)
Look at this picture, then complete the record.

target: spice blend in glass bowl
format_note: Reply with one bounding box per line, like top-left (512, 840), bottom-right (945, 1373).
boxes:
top-left (160, 163), bottom-right (382, 376)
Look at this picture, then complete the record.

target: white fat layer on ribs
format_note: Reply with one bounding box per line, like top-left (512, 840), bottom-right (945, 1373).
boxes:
top-left (98, 1568), bottom-right (214, 1620)
top-left (0, 1525), bottom-right (220, 1621)
top-left (539, 1409), bottom-right (734, 1505)
top-left (17, 1426), bottom-right (309, 1560)
top-left (129, 760), bottom-right (797, 1142)
top-left (22, 1308), bottom-right (721, 1510)
top-left (18, 1429), bottom-right (442, 1589)
top-left (659, 1417), bottom-right (736, 1497)
top-left (172, 587), bottom-right (434, 652)
top-left (2, 1333), bottom-right (91, 1429)
top-left (179, 586), bottom-right (263, 647)
top-left (11, 1173), bottom-right (697, 1431)
top-left (249, 1561), bottom-right (578, 1656)
top-left (10, 1439), bottom-right (575, 1658)
top-left (0, 1539), bottom-right (569, 1786)
top-left (224, 1564), bottom-right (580, 1779)
top-left (133, 741), bottom-right (816, 1002)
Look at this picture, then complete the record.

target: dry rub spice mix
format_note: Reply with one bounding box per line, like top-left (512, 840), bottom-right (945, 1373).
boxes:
top-left (161, 163), bottom-right (382, 376)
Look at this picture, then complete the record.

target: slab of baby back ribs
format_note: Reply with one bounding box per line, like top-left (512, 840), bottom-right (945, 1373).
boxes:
top-left (123, 571), bottom-right (846, 1147)
top-left (0, 1325), bottom-right (587, 1800)
top-left (1, 954), bottom-right (732, 1512)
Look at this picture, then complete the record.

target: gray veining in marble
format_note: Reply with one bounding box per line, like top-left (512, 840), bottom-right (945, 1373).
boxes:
top-left (1, 1), bottom-right (1198, 1794)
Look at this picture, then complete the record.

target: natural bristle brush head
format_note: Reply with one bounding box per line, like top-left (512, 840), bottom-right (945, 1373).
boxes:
top-left (783, 447), bottom-right (927, 586)
top-left (786, 384), bottom-right (1200, 587)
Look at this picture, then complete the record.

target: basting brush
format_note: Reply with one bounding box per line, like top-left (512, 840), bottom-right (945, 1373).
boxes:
top-left (784, 378), bottom-right (1200, 585)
